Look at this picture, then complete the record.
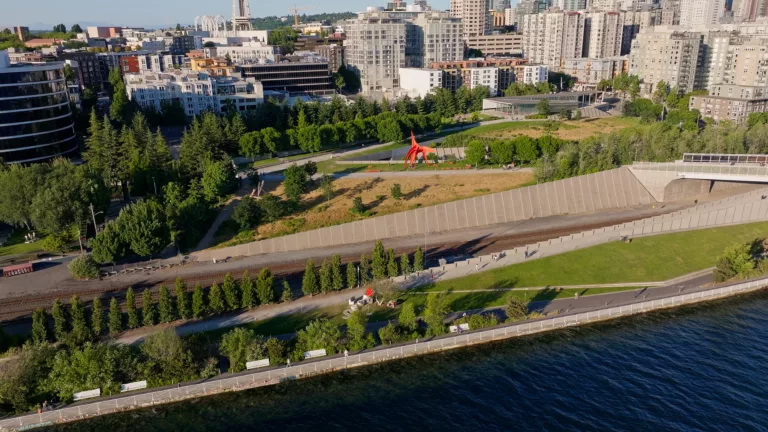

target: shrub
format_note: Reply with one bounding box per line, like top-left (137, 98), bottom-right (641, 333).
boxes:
top-left (350, 197), bottom-right (366, 216)
top-left (68, 254), bottom-right (100, 280)
top-left (391, 183), bottom-right (403, 200)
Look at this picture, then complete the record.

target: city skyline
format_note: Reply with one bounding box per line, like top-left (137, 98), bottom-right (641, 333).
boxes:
top-left (1, 0), bottom-right (467, 29)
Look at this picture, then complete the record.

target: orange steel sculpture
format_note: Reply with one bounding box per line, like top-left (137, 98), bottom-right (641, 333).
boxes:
top-left (404, 132), bottom-right (437, 167)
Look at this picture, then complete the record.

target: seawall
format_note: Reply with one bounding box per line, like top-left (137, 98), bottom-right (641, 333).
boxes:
top-left (2, 277), bottom-right (766, 432)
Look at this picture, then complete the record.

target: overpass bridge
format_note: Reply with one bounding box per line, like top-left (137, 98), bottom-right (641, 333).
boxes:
top-left (629, 154), bottom-right (768, 202)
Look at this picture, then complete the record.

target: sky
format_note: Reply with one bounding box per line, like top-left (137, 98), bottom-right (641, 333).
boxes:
top-left (2, 0), bottom-right (455, 30)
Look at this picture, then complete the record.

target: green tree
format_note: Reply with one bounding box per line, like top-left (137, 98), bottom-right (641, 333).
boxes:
top-left (119, 199), bottom-right (170, 257)
top-left (201, 159), bottom-right (237, 202)
top-left (371, 241), bottom-right (387, 280)
top-left (330, 254), bottom-right (344, 290)
top-left (158, 285), bottom-right (174, 323)
top-left (140, 329), bottom-right (197, 386)
top-left (42, 232), bottom-right (71, 254)
top-left (398, 302), bottom-right (418, 332)
top-left (536, 99), bottom-right (551, 116)
top-left (400, 253), bottom-right (411, 276)
top-left (126, 287), bottom-right (139, 329)
top-left (91, 296), bottom-right (104, 336)
top-left (413, 246), bottom-right (424, 271)
top-left (70, 295), bottom-right (90, 344)
top-left (465, 140), bottom-right (486, 166)
top-left (240, 271), bottom-right (256, 308)
top-left (294, 319), bottom-right (341, 357)
top-left (108, 298), bottom-right (122, 334)
top-left (424, 292), bottom-right (448, 336)
top-left (360, 253), bottom-right (372, 283)
top-left (319, 260), bottom-right (333, 293)
top-left (350, 197), bottom-right (366, 215)
top-left (714, 242), bottom-right (756, 282)
top-left (390, 183), bottom-right (403, 200)
top-left (32, 309), bottom-right (49, 344)
top-left (652, 80), bottom-right (669, 105)
top-left (346, 310), bottom-right (374, 350)
top-left (387, 248), bottom-right (399, 278)
top-left (319, 174), bottom-right (334, 202)
top-left (222, 273), bottom-right (240, 311)
top-left (505, 296), bottom-right (529, 321)
top-left (302, 260), bottom-right (319, 296)
top-left (142, 289), bottom-right (156, 327)
top-left (281, 279), bottom-right (293, 302)
top-left (175, 278), bottom-right (190, 319)
top-left (233, 196), bottom-right (261, 230)
top-left (256, 268), bottom-right (275, 304)
top-left (90, 221), bottom-right (128, 264)
top-left (346, 262), bottom-right (357, 289)
top-left (0, 163), bottom-right (48, 230)
top-left (51, 299), bottom-right (67, 341)
top-left (71, 24), bottom-right (83, 33)
top-left (283, 164), bottom-right (309, 202)
top-left (208, 283), bottom-right (225, 314)
top-left (192, 284), bottom-right (206, 318)
top-left (220, 327), bottom-right (266, 373)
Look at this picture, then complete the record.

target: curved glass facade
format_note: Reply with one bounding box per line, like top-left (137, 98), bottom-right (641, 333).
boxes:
top-left (0, 62), bottom-right (76, 164)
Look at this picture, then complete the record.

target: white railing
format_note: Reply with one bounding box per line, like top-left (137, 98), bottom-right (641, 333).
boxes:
top-left (632, 161), bottom-right (768, 178)
top-left (2, 277), bottom-right (767, 432)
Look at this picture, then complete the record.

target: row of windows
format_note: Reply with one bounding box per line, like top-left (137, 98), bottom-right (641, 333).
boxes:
top-left (0, 81), bottom-right (67, 99)
top-left (0, 116), bottom-right (74, 139)
top-left (0, 103), bottom-right (71, 125)
top-left (0, 135), bottom-right (77, 164)
top-left (0, 69), bottom-right (64, 86)
top-left (0, 92), bottom-right (69, 111)
top-left (0, 127), bottom-right (75, 152)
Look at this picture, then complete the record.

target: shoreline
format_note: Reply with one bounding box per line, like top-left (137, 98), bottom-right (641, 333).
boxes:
top-left (1, 276), bottom-right (766, 431)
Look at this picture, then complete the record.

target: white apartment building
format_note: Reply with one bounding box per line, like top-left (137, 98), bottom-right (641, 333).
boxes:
top-left (555, 0), bottom-right (587, 11)
top-left (680, 0), bottom-right (727, 27)
top-left (621, 9), bottom-right (662, 55)
top-left (519, 64), bottom-right (549, 84)
top-left (214, 43), bottom-right (277, 64)
top-left (629, 30), bottom-right (701, 93)
top-left (124, 69), bottom-right (263, 116)
top-left (561, 57), bottom-right (627, 84)
top-left (591, 0), bottom-right (621, 11)
top-left (469, 66), bottom-right (499, 94)
top-left (398, 68), bottom-right (443, 97)
top-left (344, 10), bottom-right (463, 96)
top-left (721, 38), bottom-right (768, 87)
top-left (584, 11), bottom-right (624, 59)
top-left (504, 8), bottom-right (516, 26)
top-left (450, 0), bottom-right (490, 39)
top-left (522, 10), bottom-right (585, 71)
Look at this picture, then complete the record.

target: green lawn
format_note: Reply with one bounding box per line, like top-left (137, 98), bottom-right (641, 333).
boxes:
top-left (338, 143), bottom-right (408, 160)
top-left (0, 228), bottom-right (45, 260)
top-left (421, 222), bottom-right (768, 292)
top-left (463, 120), bottom-right (572, 136)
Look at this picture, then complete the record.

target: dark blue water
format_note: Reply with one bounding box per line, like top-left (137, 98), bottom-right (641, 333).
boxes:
top-left (53, 292), bottom-right (768, 432)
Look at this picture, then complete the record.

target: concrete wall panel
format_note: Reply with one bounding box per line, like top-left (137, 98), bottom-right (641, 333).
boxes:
top-left (471, 197), bottom-right (487, 226)
top-left (706, 211), bottom-right (717, 226)
top-left (760, 199), bottom-right (768, 220)
top-left (725, 206), bottom-right (735, 224)
top-left (616, 168), bottom-right (630, 207)
top-left (671, 218), bottom-right (681, 230)
top-left (454, 200), bottom-right (468, 229)
top-left (528, 185), bottom-right (541, 218)
top-left (356, 220), bottom-right (369, 243)
top-left (509, 188), bottom-right (523, 220)
top-left (383, 214), bottom-right (397, 238)
top-left (319, 227), bottom-right (331, 247)
top-left (591, 173), bottom-right (606, 210)
top-left (555, 178), bottom-right (569, 214)
top-left (734, 204), bottom-right (745, 223)
top-left (544, 181), bottom-right (558, 215)
top-left (662, 220), bottom-right (671, 231)
top-left (491, 192), bottom-right (506, 224)
top-left (579, 175), bottom-right (595, 212)
top-left (568, 177), bottom-right (583, 213)
top-left (747, 202), bottom-right (758, 221)
top-left (602, 171), bottom-right (617, 208)
top-left (716, 209), bottom-right (726, 225)
top-left (406, 209), bottom-right (420, 235)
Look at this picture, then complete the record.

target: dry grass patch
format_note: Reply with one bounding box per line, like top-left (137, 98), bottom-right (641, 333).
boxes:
top-left (215, 171), bottom-right (534, 248)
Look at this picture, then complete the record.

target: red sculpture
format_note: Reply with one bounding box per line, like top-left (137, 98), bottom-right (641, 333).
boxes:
top-left (404, 132), bottom-right (437, 167)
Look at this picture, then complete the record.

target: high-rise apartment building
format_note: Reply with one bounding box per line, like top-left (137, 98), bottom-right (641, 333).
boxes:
top-left (556, 0), bottom-right (588, 11)
top-left (583, 11), bottom-right (624, 59)
top-left (629, 31), bottom-right (701, 92)
top-left (621, 9), bottom-right (662, 55)
top-left (590, 0), bottom-right (621, 11)
top-left (679, 0), bottom-right (727, 27)
top-left (660, 0), bottom-right (681, 25)
top-left (731, 0), bottom-right (767, 22)
top-left (451, 0), bottom-right (490, 39)
top-left (344, 10), bottom-right (462, 95)
top-left (522, 10), bottom-right (585, 70)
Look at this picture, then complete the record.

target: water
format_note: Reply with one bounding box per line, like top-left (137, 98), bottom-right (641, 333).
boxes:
top-left (51, 292), bottom-right (768, 432)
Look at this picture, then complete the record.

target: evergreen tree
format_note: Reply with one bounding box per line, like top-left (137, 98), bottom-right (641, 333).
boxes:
top-left (414, 246), bottom-right (424, 271)
top-left (371, 241), bottom-right (386, 280)
top-left (222, 273), bottom-right (240, 311)
top-left (302, 260), bottom-right (319, 296)
top-left (360, 253), bottom-right (371, 284)
top-left (142, 289), bottom-right (156, 327)
top-left (51, 298), bottom-right (67, 341)
top-left (208, 283), bottom-right (225, 314)
top-left (158, 285), bottom-right (174, 323)
top-left (108, 297), bottom-right (122, 335)
top-left (91, 296), bottom-right (104, 336)
top-left (331, 254), bottom-right (343, 290)
top-left (31, 309), bottom-right (49, 344)
top-left (240, 270), bottom-right (255, 308)
top-left (319, 260), bottom-right (333, 293)
top-left (126, 287), bottom-right (139, 329)
top-left (256, 268), bottom-right (275, 304)
top-left (192, 283), bottom-right (206, 318)
top-left (400, 253), bottom-right (411, 276)
top-left (281, 279), bottom-right (293, 302)
top-left (70, 295), bottom-right (90, 344)
top-left (387, 248), bottom-right (399, 278)
top-left (346, 262), bottom-right (357, 289)
top-left (175, 278), bottom-right (190, 319)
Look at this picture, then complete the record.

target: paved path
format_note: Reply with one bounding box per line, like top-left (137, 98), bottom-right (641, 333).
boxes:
top-left (259, 168), bottom-right (535, 181)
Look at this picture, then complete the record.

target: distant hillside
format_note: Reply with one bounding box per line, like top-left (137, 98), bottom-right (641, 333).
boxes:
top-left (252, 12), bottom-right (357, 30)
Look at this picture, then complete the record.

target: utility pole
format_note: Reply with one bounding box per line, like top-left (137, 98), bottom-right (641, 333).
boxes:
top-left (90, 203), bottom-right (98, 235)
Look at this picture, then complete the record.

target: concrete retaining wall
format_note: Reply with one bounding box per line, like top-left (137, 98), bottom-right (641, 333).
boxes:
top-left (194, 167), bottom-right (655, 262)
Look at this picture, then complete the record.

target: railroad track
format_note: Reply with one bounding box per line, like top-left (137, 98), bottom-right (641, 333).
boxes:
top-left (0, 212), bottom-right (671, 323)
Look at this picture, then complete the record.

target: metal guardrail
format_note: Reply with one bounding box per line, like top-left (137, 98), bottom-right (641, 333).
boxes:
top-left (2, 277), bottom-right (766, 432)
top-left (632, 162), bottom-right (768, 177)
